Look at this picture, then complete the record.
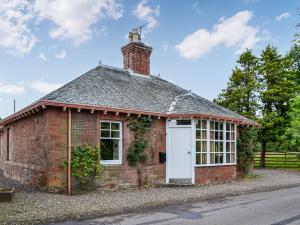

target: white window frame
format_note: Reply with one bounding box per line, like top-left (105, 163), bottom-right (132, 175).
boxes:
top-left (195, 120), bottom-right (237, 167)
top-left (100, 121), bottom-right (122, 165)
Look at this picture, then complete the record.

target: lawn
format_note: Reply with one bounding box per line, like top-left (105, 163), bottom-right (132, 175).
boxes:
top-left (255, 152), bottom-right (300, 170)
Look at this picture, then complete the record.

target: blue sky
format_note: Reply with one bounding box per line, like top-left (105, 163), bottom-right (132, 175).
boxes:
top-left (0, 0), bottom-right (298, 118)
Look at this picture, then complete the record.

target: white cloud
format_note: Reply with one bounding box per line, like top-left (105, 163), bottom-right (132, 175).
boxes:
top-left (38, 52), bottom-right (47, 61)
top-left (28, 80), bottom-right (62, 93)
top-left (175, 11), bottom-right (260, 59)
top-left (275, 12), bottom-right (290, 21)
top-left (34, 0), bottom-right (123, 45)
top-left (133, 0), bottom-right (160, 31)
top-left (0, 80), bottom-right (26, 94)
top-left (55, 50), bottom-right (66, 59)
top-left (0, 0), bottom-right (37, 55)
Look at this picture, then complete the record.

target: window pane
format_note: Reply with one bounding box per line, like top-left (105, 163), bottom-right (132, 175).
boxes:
top-left (101, 139), bottom-right (119, 160)
top-left (226, 153), bottom-right (230, 163)
top-left (202, 120), bottom-right (207, 129)
top-left (231, 124), bottom-right (235, 131)
top-left (231, 132), bottom-right (235, 140)
top-left (202, 131), bottom-right (207, 139)
top-left (219, 123), bottom-right (223, 130)
top-left (196, 130), bottom-right (201, 139)
top-left (111, 131), bottom-right (120, 138)
top-left (220, 131), bottom-right (223, 140)
top-left (210, 131), bottom-right (214, 140)
top-left (196, 153), bottom-right (201, 164)
top-left (196, 141), bottom-right (201, 152)
top-left (226, 123), bottom-right (230, 131)
top-left (215, 131), bottom-right (218, 140)
top-left (210, 121), bottom-right (214, 130)
top-left (196, 120), bottom-right (201, 129)
top-left (101, 122), bottom-right (110, 129)
top-left (210, 141), bottom-right (215, 152)
top-left (202, 153), bottom-right (207, 164)
top-left (210, 153), bottom-right (215, 164)
top-left (226, 142), bottom-right (230, 152)
top-left (219, 142), bottom-right (223, 152)
top-left (111, 122), bottom-right (120, 130)
top-left (231, 153), bottom-right (235, 163)
top-left (176, 120), bottom-right (191, 125)
top-left (226, 132), bottom-right (230, 140)
top-left (231, 142), bottom-right (235, 152)
top-left (101, 130), bottom-right (110, 138)
top-left (202, 141), bottom-right (207, 152)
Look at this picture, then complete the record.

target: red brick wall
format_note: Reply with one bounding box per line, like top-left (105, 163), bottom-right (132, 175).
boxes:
top-left (195, 165), bottom-right (236, 185)
top-left (0, 111), bottom-right (48, 187)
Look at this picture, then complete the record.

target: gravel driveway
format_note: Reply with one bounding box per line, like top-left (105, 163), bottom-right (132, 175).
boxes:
top-left (1, 169), bottom-right (300, 225)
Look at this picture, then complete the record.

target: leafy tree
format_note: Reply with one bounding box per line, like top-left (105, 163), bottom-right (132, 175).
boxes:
top-left (214, 49), bottom-right (259, 120)
top-left (288, 44), bottom-right (300, 86)
top-left (258, 46), bottom-right (297, 167)
top-left (283, 96), bottom-right (300, 151)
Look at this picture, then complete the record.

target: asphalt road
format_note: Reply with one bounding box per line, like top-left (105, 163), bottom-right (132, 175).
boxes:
top-left (51, 186), bottom-right (300, 225)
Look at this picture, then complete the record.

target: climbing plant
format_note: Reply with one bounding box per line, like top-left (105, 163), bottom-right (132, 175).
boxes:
top-left (127, 116), bottom-right (153, 187)
top-left (237, 126), bottom-right (258, 176)
top-left (64, 145), bottom-right (103, 190)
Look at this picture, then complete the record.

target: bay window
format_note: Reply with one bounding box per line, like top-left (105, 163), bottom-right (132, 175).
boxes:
top-left (195, 120), bottom-right (236, 166)
top-left (100, 121), bottom-right (122, 164)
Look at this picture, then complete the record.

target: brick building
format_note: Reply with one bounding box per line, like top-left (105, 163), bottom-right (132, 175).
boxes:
top-left (0, 29), bottom-right (259, 193)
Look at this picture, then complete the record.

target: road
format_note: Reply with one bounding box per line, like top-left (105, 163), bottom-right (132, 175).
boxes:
top-left (51, 186), bottom-right (300, 225)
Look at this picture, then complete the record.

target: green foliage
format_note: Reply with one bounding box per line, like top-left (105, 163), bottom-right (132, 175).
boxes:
top-left (127, 116), bottom-right (152, 167)
top-left (214, 49), bottom-right (259, 120)
top-left (288, 44), bottom-right (300, 86)
top-left (283, 96), bottom-right (300, 151)
top-left (64, 145), bottom-right (103, 185)
top-left (258, 46), bottom-right (297, 149)
top-left (238, 126), bottom-right (258, 176)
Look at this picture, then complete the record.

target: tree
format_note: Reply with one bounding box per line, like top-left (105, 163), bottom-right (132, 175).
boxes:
top-left (258, 46), bottom-right (297, 167)
top-left (283, 96), bottom-right (300, 151)
top-left (288, 44), bottom-right (300, 86)
top-left (214, 49), bottom-right (259, 120)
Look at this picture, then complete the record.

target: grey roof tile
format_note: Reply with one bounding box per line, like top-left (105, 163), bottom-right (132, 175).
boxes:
top-left (41, 65), bottom-right (256, 124)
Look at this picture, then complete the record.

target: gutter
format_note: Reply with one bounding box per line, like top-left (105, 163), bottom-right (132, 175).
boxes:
top-left (67, 109), bottom-right (72, 195)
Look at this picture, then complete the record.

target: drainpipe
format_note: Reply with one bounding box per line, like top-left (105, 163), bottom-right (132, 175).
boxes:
top-left (67, 108), bottom-right (72, 195)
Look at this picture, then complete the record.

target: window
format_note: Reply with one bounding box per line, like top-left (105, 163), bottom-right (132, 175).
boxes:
top-left (7, 128), bottom-right (11, 161)
top-left (176, 120), bottom-right (192, 126)
top-left (226, 123), bottom-right (236, 163)
top-left (196, 120), bottom-right (207, 165)
top-left (195, 120), bottom-right (236, 166)
top-left (100, 121), bottom-right (122, 164)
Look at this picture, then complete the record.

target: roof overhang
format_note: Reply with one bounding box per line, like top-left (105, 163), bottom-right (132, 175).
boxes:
top-left (0, 100), bottom-right (261, 127)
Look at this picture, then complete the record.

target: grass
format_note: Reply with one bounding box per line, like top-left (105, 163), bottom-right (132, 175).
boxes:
top-left (255, 152), bottom-right (300, 169)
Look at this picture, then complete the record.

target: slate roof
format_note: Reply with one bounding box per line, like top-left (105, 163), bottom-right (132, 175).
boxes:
top-left (40, 65), bottom-right (257, 125)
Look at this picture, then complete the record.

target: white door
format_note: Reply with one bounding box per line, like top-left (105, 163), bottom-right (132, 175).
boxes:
top-left (168, 127), bottom-right (192, 180)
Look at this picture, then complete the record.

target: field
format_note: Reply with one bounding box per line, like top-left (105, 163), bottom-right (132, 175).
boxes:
top-left (255, 152), bottom-right (300, 170)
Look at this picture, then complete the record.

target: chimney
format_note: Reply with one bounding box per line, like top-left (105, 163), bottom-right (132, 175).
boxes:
top-left (121, 28), bottom-right (153, 76)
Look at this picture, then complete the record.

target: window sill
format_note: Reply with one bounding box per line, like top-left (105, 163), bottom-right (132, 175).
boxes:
top-left (194, 163), bottom-right (236, 167)
top-left (101, 161), bottom-right (122, 166)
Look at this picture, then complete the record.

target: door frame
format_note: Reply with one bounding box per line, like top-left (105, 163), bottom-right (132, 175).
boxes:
top-left (166, 119), bottom-right (195, 184)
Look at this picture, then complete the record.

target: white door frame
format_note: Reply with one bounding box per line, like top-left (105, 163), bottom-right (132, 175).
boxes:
top-left (166, 119), bottom-right (195, 184)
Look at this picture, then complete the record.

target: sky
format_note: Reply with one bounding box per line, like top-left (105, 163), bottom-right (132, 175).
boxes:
top-left (0, 0), bottom-right (299, 118)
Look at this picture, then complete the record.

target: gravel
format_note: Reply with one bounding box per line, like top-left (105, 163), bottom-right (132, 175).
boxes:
top-left (1, 169), bottom-right (300, 225)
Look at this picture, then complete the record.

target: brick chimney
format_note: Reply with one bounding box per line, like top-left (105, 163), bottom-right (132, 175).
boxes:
top-left (121, 28), bottom-right (153, 76)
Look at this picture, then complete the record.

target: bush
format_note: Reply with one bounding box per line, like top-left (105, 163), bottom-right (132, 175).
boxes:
top-left (64, 145), bottom-right (103, 191)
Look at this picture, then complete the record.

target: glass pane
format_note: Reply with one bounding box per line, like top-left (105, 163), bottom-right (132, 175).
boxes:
top-left (202, 141), bottom-right (207, 152)
top-left (196, 141), bottom-right (201, 152)
top-left (210, 131), bottom-right (214, 140)
top-left (231, 124), bottom-right (235, 131)
top-left (210, 121), bottom-right (214, 130)
top-left (220, 142), bottom-right (223, 152)
top-left (101, 130), bottom-right (110, 138)
top-left (231, 153), bottom-right (235, 163)
top-left (215, 153), bottom-right (219, 164)
top-left (210, 141), bottom-right (215, 152)
top-left (196, 153), bottom-right (201, 164)
top-left (231, 142), bottom-right (235, 152)
top-left (226, 132), bottom-right (230, 140)
top-left (220, 131), bottom-right (223, 140)
top-left (111, 131), bottom-right (120, 138)
top-left (111, 122), bottom-right (120, 130)
top-left (202, 153), bottom-right (207, 164)
top-left (226, 142), bottom-right (230, 152)
top-left (215, 131), bottom-right (218, 140)
top-left (219, 123), bottom-right (223, 130)
top-left (202, 120), bottom-right (207, 129)
top-left (210, 153), bottom-right (215, 164)
top-left (176, 120), bottom-right (191, 125)
top-left (196, 130), bottom-right (201, 139)
top-left (220, 153), bottom-right (223, 164)
top-left (226, 123), bottom-right (230, 131)
top-left (196, 120), bottom-right (201, 129)
top-left (215, 142), bottom-right (219, 152)
top-left (101, 122), bottom-right (110, 130)
top-left (202, 131), bottom-right (207, 139)
top-left (231, 132), bottom-right (235, 140)
top-left (101, 139), bottom-right (119, 160)
top-left (226, 153), bottom-right (230, 163)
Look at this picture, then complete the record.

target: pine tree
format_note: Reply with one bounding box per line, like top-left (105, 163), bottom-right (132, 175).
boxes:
top-left (258, 46), bottom-right (297, 167)
top-left (214, 49), bottom-right (259, 120)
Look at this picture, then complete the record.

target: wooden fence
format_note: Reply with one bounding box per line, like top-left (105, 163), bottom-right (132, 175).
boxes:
top-left (254, 152), bottom-right (300, 169)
